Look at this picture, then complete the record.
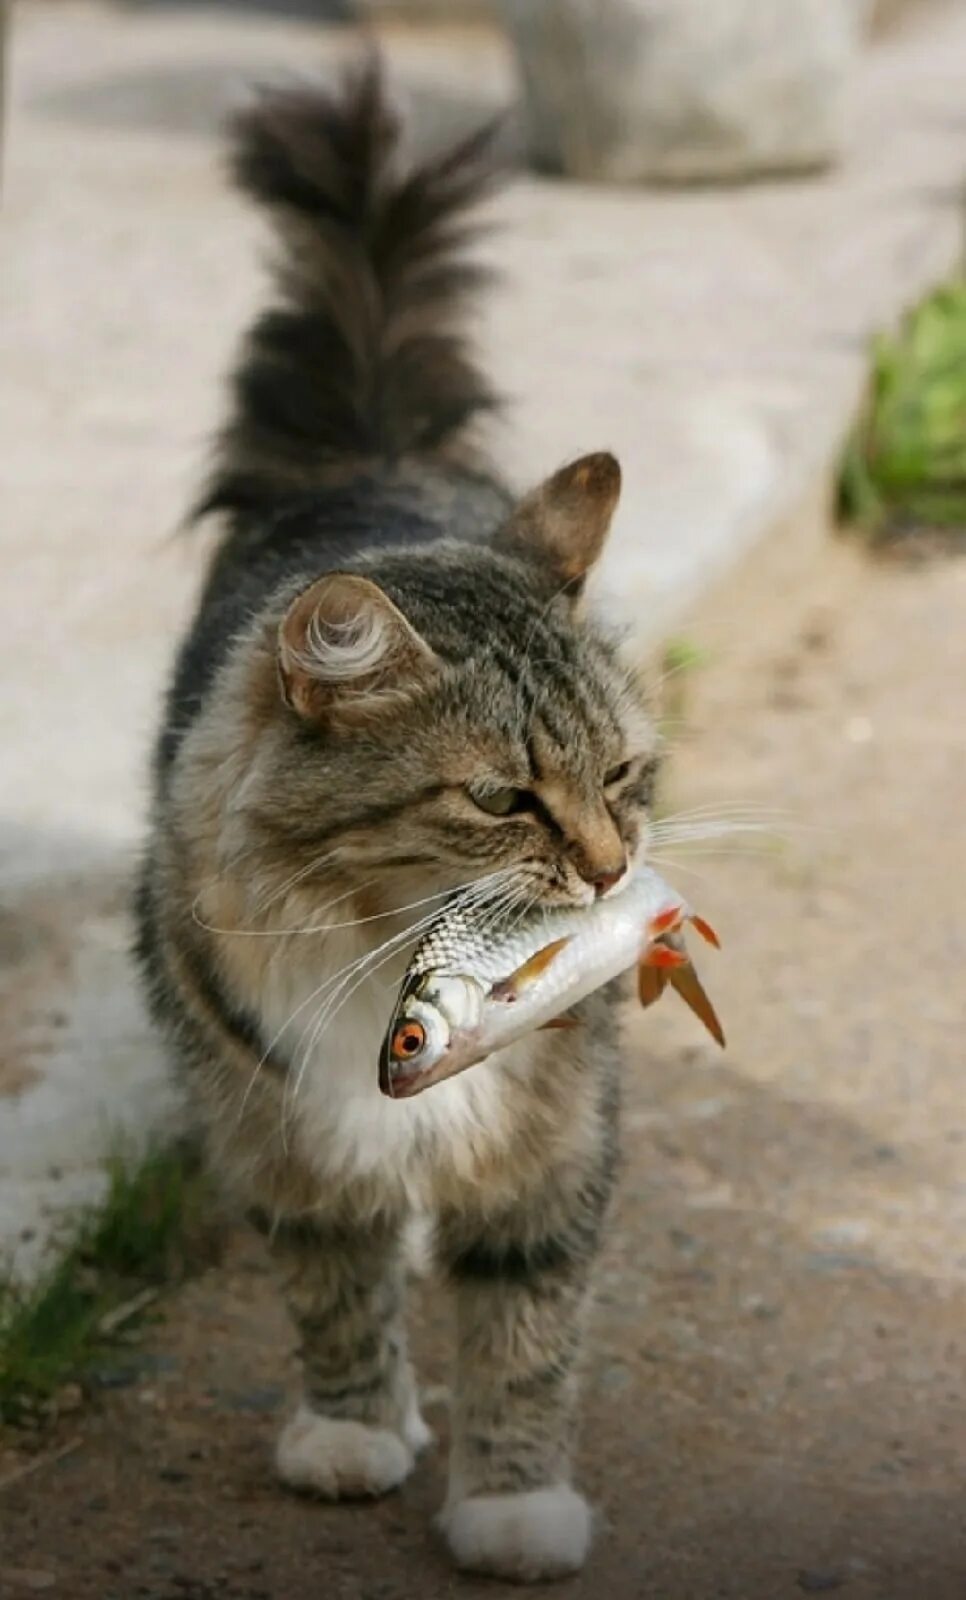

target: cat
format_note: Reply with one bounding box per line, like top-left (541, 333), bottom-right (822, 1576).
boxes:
top-left (136, 64), bottom-right (660, 1583)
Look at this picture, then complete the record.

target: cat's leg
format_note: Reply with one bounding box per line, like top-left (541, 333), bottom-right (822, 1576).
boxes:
top-left (437, 1163), bottom-right (612, 1581)
top-left (264, 1213), bottom-right (429, 1500)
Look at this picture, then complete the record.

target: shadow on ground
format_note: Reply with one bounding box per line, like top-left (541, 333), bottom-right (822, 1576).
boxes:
top-left (2, 1041), bottom-right (964, 1598)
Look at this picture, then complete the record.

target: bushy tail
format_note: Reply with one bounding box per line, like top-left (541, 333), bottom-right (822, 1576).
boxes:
top-left (197, 63), bottom-right (500, 524)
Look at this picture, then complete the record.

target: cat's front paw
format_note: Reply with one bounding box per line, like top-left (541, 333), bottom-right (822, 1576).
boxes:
top-left (441, 1485), bottom-right (592, 1581)
top-left (276, 1405), bottom-right (414, 1500)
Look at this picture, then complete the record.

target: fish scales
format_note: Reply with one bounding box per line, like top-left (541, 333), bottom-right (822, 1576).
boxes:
top-left (379, 867), bottom-right (724, 1099)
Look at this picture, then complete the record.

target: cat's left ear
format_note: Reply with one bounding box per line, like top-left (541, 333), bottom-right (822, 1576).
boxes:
top-left (496, 451), bottom-right (621, 598)
top-left (277, 573), bottom-right (438, 726)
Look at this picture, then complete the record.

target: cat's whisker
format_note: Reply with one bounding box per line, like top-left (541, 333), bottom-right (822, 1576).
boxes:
top-left (200, 865), bottom-right (514, 941)
top-left (283, 868), bottom-right (531, 1123)
top-left (645, 852), bottom-right (718, 887)
top-left (651, 843), bottom-right (782, 864)
top-left (238, 876), bottom-right (502, 1129)
top-left (472, 879), bottom-right (529, 937)
top-left (252, 849), bottom-right (341, 915)
top-left (188, 844), bottom-right (267, 929)
top-left (284, 916), bottom-right (440, 1125)
top-left (280, 869), bottom-right (521, 1126)
top-left (648, 820), bottom-right (780, 846)
top-left (193, 875), bottom-right (363, 939)
top-left (277, 916), bottom-right (439, 1135)
top-left (651, 800), bottom-right (796, 825)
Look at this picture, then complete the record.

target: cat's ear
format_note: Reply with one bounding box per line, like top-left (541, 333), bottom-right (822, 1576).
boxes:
top-left (277, 573), bottom-right (437, 725)
top-left (496, 452), bottom-right (621, 597)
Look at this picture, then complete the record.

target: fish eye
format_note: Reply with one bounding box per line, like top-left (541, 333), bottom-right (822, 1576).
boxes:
top-left (468, 785), bottom-right (531, 818)
top-left (391, 1020), bottom-right (427, 1060)
top-left (604, 760), bottom-right (632, 788)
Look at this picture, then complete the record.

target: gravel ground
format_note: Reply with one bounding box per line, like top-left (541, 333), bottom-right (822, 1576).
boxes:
top-left (3, 537), bottom-right (965, 1599)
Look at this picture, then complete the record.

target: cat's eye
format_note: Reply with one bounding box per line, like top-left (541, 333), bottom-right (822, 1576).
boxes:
top-left (469, 786), bottom-right (530, 817)
top-left (604, 759), bottom-right (632, 788)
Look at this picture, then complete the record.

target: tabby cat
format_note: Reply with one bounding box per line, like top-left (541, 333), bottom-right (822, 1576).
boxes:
top-left (136, 66), bottom-right (660, 1582)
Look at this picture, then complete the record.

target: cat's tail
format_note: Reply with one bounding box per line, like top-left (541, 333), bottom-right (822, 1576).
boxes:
top-left (196, 62), bottom-right (501, 525)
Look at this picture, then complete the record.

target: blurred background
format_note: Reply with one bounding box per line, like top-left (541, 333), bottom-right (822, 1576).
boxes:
top-left (2, 2), bottom-right (965, 1596)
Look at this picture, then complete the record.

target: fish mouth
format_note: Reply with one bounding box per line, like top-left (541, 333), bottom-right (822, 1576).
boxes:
top-left (379, 1038), bottom-right (482, 1100)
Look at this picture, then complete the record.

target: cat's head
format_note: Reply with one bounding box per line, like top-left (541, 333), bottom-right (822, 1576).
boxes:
top-left (239, 454), bottom-right (659, 920)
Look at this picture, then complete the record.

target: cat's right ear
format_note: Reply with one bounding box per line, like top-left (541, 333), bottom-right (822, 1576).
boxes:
top-left (277, 573), bottom-right (438, 726)
top-left (496, 451), bottom-right (621, 598)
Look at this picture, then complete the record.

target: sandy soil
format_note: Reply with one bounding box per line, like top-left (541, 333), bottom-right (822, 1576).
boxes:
top-left (3, 539), bottom-right (965, 1597)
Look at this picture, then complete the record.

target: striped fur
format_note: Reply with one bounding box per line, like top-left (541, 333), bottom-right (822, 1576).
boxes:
top-left (136, 64), bottom-right (657, 1582)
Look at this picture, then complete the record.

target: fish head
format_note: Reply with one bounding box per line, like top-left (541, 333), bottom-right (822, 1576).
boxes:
top-left (379, 971), bottom-right (489, 1099)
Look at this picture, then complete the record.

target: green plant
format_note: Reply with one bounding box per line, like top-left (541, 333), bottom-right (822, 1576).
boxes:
top-left (661, 636), bottom-right (711, 677)
top-left (657, 634), bottom-right (712, 735)
top-left (0, 1143), bottom-right (217, 1423)
top-left (839, 278), bottom-right (966, 541)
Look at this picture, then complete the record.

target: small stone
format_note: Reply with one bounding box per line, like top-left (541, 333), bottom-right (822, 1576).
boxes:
top-left (211, 1385), bottom-right (284, 1415)
top-left (804, 1251), bottom-right (870, 1275)
top-left (87, 1363), bottom-right (138, 1391)
top-left (845, 715), bottom-right (874, 744)
top-left (815, 1220), bottom-right (869, 1249)
top-left (741, 1293), bottom-right (781, 1321)
top-left (55, 1381), bottom-right (84, 1412)
top-left (797, 1571), bottom-right (847, 1593)
top-left (0, 1571), bottom-right (58, 1593)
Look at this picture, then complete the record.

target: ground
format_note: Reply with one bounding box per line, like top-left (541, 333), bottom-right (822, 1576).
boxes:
top-left (3, 538), bottom-right (965, 1599)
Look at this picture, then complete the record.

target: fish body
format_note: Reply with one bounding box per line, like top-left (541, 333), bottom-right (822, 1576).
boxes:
top-left (380, 866), bottom-right (723, 1099)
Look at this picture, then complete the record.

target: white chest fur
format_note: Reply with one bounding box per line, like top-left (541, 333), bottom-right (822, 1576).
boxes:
top-left (253, 924), bottom-right (520, 1204)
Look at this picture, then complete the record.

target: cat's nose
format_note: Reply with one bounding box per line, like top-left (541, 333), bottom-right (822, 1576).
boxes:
top-left (585, 861), bottom-right (626, 898)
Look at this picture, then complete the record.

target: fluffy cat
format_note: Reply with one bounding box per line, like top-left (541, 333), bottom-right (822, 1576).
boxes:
top-left (136, 64), bottom-right (660, 1582)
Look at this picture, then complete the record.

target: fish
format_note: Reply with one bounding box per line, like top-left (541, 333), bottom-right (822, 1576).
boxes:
top-left (379, 865), bottom-right (724, 1099)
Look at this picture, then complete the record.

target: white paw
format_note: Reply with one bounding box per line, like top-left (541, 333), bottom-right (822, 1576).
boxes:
top-left (441, 1484), bottom-right (592, 1582)
top-left (276, 1405), bottom-right (414, 1500)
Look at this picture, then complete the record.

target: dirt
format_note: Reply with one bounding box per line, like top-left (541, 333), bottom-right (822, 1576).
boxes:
top-left (3, 539), bottom-right (966, 1599)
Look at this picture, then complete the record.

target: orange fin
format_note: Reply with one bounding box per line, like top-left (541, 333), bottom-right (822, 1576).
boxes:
top-left (644, 943), bottom-right (688, 970)
top-left (539, 1013), bottom-right (581, 1031)
top-left (690, 913), bottom-right (721, 949)
top-left (490, 937), bottom-right (571, 1002)
top-left (649, 905), bottom-right (684, 937)
top-left (669, 962), bottom-right (726, 1048)
top-left (638, 960), bottom-right (668, 1009)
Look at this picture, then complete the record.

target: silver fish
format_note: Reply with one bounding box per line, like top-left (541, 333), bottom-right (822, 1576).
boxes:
top-left (379, 865), bottom-right (723, 1099)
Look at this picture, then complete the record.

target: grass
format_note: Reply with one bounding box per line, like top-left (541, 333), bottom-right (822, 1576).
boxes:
top-left (658, 634), bottom-right (712, 733)
top-left (839, 277), bottom-right (966, 543)
top-left (0, 1144), bottom-right (218, 1425)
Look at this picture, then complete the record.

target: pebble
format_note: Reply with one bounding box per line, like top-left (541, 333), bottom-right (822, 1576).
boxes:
top-left (740, 1293), bottom-right (781, 1321)
top-left (599, 1362), bottom-right (632, 1392)
top-left (844, 715), bottom-right (874, 744)
top-left (804, 1251), bottom-right (872, 1275)
top-left (208, 1385), bottom-right (284, 1415)
top-left (55, 1382), bottom-right (84, 1413)
top-left (86, 1363), bottom-right (139, 1391)
top-left (0, 1571), bottom-right (57, 1593)
top-left (797, 1570), bottom-right (847, 1593)
top-left (814, 1221), bottom-right (870, 1250)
